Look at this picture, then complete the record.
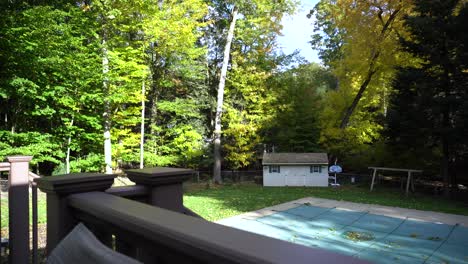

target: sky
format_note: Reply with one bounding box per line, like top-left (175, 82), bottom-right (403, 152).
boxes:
top-left (277, 0), bottom-right (320, 63)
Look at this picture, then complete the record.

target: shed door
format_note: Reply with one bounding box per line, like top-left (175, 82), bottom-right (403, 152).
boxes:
top-left (285, 167), bottom-right (306, 186)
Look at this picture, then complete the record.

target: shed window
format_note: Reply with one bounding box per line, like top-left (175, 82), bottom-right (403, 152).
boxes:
top-left (310, 165), bottom-right (322, 173)
top-left (269, 165), bottom-right (280, 173)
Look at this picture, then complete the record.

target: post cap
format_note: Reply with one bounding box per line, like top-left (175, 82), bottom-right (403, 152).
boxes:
top-left (7, 156), bottom-right (33, 163)
top-left (35, 173), bottom-right (117, 194)
top-left (126, 167), bottom-right (193, 186)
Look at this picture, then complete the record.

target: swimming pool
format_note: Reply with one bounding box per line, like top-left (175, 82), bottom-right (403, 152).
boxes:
top-left (218, 204), bottom-right (468, 263)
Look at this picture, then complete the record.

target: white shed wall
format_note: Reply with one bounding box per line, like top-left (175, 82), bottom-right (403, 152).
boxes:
top-left (263, 165), bottom-right (328, 187)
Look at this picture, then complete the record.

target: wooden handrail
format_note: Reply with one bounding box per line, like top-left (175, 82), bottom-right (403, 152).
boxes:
top-left (0, 162), bottom-right (10, 172)
top-left (105, 185), bottom-right (203, 218)
top-left (29, 171), bottom-right (41, 179)
top-left (68, 192), bottom-right (366, 264)
top-left (368, 166), bottom-right (422, 173)
top-left (105, 185), bottom-right (149, 198)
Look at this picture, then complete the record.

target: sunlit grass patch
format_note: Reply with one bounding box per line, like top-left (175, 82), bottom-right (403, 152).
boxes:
top-left (184, 183), bottom-right (468, 221)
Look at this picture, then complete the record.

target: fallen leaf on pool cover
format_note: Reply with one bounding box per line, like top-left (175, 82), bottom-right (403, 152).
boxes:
top-left (343, 231), bottom-right (375, 242)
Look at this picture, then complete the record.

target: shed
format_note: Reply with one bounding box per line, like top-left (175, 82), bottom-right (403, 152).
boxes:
top-left (262, 153), bottom-right (329, 187)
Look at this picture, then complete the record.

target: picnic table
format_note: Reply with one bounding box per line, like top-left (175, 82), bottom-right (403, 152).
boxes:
top-left (369, 167), bottom-right (422, 196)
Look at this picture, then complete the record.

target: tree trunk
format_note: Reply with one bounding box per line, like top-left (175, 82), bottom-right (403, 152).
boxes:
top-left (66, 137), bottom-right (72, 173)
top-left (149, 81), bottom-right (158, 154)
top-left (213, 6), bottom-right (238, 184)
top-left (102, 38), bottom-right (113, 174)
top-left (339, 6), bottom-right (400, 129)
top-left (339, 65), bottom-right (377, 128)
top-left (148, 49), bottom-right (160, 154)
top-left (66, 117), bottom-right (74, 174)
top-left (442, 65), bottom-right (452, 197)
top-left (442, 134), bottom-right (450, 197)
top-left (140, 79), bottom-right (146, 169)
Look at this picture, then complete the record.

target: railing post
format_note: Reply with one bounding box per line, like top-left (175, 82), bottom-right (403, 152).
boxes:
top-left (35, 173), bottom-right (116, 255)
top-left (126, 167), bottom-right (193, 213)
top-left (7, 155), bottom-right (32, 264)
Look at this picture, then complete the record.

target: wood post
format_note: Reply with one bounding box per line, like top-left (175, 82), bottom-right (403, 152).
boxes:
top-left (35, 173), bottom-right (116, 255)
top-left (370, 168), bottom-right (377, 191)
top-left (7, 155), bottom-right (32, 264)
top-left (405, 171), bottom-right (412, 196)
top-left (117, 168), bottom-right (192, 262)
top-left (126, 167), bottom-right (193, 213)
top-left (369, 167), bottom-right (421, 195)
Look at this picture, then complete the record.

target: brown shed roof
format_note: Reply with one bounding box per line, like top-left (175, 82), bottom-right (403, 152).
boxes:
top-left (262, 153), bottom-right (328, 165)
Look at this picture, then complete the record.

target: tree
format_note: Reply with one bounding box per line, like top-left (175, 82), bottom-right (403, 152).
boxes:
top-left (310, 0), bottom-right (415, 161)
top-left (213, 5), bottom-right (238, 183)
top-left (90, 0), bottom-right (148, 173)
top-left (142, 0), bottom-right (208, 169)
top-left (386, 0), bottom-right (468, 195)
top-left (0, 0), bottom-right (306, 175)
top-left (0, 4), bottom-right (103, 174)
top-left (336, 1), bottom-right (411, 129)
top-left (210, 0), bottom-right (297, 182)
top-left (265, 63), bottom-right (336, 153)
top-left (309, 1), bottom-right (344, 67)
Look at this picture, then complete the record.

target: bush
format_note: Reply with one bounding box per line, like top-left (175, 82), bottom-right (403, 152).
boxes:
top-left (52, 153), bottom-right (105, 175)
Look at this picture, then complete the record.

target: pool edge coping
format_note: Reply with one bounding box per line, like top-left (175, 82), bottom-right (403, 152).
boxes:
top-left (216, 197), bottom-right (468, 227)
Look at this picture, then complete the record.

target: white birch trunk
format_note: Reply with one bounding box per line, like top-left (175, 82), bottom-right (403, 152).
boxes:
top-left (66, 117), bottom-right (74, 174)
top-left (140, 79), bottom-right (146, 169)
top-left (102, 38), bottom-right (113, 174)
top-left (213, 6), bottom-right (238, 184)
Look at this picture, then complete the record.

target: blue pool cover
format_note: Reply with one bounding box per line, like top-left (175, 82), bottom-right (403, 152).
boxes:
top-left (218, 205), bottom-right (468, 264)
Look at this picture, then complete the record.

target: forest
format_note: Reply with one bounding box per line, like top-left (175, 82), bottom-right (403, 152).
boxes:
top-left (0, 0), bottom-right (467, 194)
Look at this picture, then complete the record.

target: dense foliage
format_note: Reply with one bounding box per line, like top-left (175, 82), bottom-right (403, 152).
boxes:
top-left (2, 0), bottom-right (465, 193)
top-left (1, 0), bottom-right (334, 176)
top-left (310, 0), bottom-right (468, 191)
top-left (386, 0), bottom-right (468, 193)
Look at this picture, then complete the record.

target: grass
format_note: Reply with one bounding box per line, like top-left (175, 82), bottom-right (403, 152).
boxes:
top-left (0, 191), bottom-right (47, 236)
top-left (1, 193), bottom-right (48, 225)
top-left (183, 183), bottom-right (468, 221)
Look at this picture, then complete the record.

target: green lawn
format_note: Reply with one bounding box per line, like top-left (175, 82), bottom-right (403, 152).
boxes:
top-left (0, 192), bottom-right (47, 231)
top-left (183, 183), bottom-right (468, 221)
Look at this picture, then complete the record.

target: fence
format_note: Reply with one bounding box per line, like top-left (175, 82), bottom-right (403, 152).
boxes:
top-left (192, 171), bottom-right (373, 185)
top-left (192, 170), bottom-right (262, 183)
top-left (0, 156), bottom-right (41, 264)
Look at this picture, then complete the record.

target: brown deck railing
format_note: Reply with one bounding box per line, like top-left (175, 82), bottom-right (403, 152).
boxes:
top-left (1, 161), bottom-right (370, 263)
top-left (29, 171), bottom-right (41, 264)
top-left (0, 156), bottom-right (37, 264)
top-left (35, 168), bottom-right (368, 264)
